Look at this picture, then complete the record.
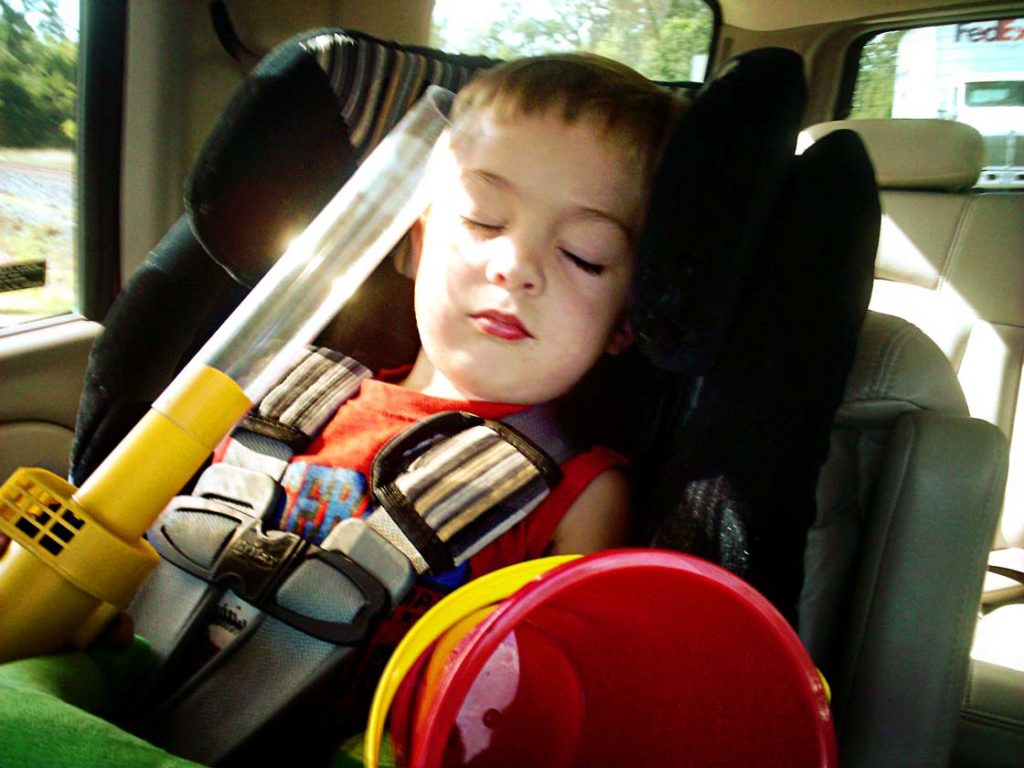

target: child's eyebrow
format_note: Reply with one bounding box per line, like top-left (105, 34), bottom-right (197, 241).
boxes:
top-left (467, 169), bottom-right (509, 190)
top-left (575, 206), bottom-right (635, 241)
top-left (467, 169), bottom-right (634, 240)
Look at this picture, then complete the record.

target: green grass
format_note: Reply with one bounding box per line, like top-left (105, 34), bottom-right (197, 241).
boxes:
top-left (0, 215), bottom-right (75, 321)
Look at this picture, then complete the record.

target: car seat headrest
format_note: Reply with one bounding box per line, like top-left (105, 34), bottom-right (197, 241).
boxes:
top-left (631, 47), bottom-right (807, 374)
top-left (185, 28), bottom-right (494, 288)
top-left (624, 44), bottom-right (879, 620)
top-left (185, 33), bottom-right (359, 288)
top-left (803, 118), bottom-right (984, 191)
top-left (836, 311), bottom-right (969, 424)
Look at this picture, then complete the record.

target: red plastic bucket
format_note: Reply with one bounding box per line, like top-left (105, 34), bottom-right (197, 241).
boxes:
top-left (381, 549), bottom-right (836, 768)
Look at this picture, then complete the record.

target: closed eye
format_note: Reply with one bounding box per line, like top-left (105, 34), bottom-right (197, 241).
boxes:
top-left (460, 217), bottom-right (504, 237)
top-left (561, 249), bottom-right (605, 275)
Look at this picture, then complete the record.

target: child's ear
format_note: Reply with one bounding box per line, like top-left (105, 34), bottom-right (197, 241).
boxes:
top-left (402, 217), bottom-right (425, 278)
top-left (605, 316), bottom-right (634, 356)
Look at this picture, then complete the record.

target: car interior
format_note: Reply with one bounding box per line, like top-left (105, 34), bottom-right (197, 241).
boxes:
top-left (0, 1), bottom-right (1021, 766)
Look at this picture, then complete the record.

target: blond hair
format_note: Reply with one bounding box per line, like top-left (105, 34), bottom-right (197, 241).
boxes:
top-left (451, 53), bottom-right (685, 183)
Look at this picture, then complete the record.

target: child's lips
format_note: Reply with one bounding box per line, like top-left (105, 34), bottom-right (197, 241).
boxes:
top-left (472, 310), bottom-right (533, 340)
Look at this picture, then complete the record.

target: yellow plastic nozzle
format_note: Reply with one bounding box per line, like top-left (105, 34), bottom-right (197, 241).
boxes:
top-left (0, 364), bottom-right (251, 661)
top-left (74, 363), bottom-right (252, 542)
top-left (0, 468), bottom-right (160, 660)
top-left (0, 543), bottom-right (105, 662)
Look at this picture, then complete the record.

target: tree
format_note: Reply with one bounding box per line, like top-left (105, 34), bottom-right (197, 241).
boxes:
top-left (648, 9), bottom-right (713, 81)
top-left (435, 0), bottom-right (713, 80)
top-left (851, 30), bottom-right (906, 118)
top-left (0, 0), bottom-right (76, 148)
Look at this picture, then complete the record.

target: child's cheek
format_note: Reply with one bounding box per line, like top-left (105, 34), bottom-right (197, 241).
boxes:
top-left (444, 244), bottom-right (477, 304)
top-left (449, 230), bottom-right (489, 276)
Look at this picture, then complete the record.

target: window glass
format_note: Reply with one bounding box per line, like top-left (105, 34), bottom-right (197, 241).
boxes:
top-left (430, 0), bottom-right (714, 82)
top-left (964, 80), bottom-right (1024, 107)
top-left (850, 19), bottom-right (1024, 188)
top-left (0, 0), bottom-right (78, 328)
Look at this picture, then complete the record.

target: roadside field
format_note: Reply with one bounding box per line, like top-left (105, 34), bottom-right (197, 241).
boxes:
top-left (0, 149), bottom-right (76, 327)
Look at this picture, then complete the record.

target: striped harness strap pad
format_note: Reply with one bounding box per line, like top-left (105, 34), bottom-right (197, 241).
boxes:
top-left (126, 346), bottom-right (568, 764)
top-left (222, 346), bottom-right (370, 475)
top-left (369, 412), bottom-right (561, 574)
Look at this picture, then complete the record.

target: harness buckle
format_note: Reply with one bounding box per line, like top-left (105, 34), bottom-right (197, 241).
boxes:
top-left (211, 520), bottom-right (305, 603)
top-left (150, 493), bottom-right (391, 646)
top-left (264, 544), bottom-right (391, 645)
top-left (192, 463), bottom-right (282, 517)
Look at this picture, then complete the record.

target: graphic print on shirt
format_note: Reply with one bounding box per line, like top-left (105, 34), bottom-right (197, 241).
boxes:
top-left (279, 462), bottom-right (370, 544)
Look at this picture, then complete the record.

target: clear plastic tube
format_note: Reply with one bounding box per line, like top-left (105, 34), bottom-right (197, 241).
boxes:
top-left (182, 85), bottom-right (454, 402)
top-left (73, 85), bottom-right (453, 543)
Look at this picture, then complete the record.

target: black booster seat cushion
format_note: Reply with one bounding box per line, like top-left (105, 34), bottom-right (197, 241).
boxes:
top-left (631, 49), bottom-right (878, 624)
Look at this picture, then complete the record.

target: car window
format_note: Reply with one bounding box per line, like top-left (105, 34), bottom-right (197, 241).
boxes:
top-left (850, 18), bottom-right (1024, 188)
top-left (430, 0), bottom-right (714, 82)
top-left (0, 0), bottom-right (78, 329)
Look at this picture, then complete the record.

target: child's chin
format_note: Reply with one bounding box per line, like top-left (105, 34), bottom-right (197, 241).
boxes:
top-left (450, 374), bottom-right (527, 404)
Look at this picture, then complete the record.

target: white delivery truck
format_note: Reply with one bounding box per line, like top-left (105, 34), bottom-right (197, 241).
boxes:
top-left (893, 19), bottom-right (1024, 187)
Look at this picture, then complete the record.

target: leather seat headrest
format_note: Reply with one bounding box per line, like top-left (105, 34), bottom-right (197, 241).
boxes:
top-left (802, 118), bottom-right (984, 191)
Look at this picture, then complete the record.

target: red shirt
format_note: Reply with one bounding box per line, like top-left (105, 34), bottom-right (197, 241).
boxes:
top-left (277, 377), bottom-right (624, 579)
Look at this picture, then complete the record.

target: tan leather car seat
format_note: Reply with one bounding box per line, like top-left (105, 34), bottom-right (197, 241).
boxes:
top-left (804, 117), bottom-right (1023, 767)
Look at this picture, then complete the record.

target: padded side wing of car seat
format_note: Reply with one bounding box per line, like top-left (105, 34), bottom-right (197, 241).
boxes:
top-left (186, 27), bottom-right (498, 288)
top-left (669, 130), bottom-right (877, 623)
top-left (186, 32), bottom-right (361, 287)
top-left (637, 51), bottom-right (879, 624)
top-left (631, 47), bottom-right (807, 375)
top-left (69, 36), bottom-right (357, 486)
top-left (69, 217), bottom-right (248, 485)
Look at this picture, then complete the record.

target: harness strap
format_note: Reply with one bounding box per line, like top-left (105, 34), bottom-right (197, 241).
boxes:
top-left (129, 349), bottom-right (375, 669)
top-left (224, 347), bottom-right (372, 473)
top-left (126, 347), bottom-right (573, 764)
top-left (367, 412), bottom-right (561, 574)
top-left (247, 347), bottom-right (371, 445)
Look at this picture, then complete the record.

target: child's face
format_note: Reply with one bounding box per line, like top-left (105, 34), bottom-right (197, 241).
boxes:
top-left (408, 107), bottom-right (644, 403)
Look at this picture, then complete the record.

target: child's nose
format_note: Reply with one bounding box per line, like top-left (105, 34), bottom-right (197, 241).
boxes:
top-left (484, 238), bottom-right (544, 295)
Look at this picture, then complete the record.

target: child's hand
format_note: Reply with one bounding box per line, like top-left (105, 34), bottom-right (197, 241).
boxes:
top-left (98, 612), bottom-right (136, 649)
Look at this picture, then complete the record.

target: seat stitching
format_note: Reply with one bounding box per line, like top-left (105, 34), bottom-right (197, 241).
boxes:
top-left (871, 323), bottom-right (897, 393)
top-left (938, 195), bottom-right (975, 292)
top-left (839, 417), bottom-right (916, 729)
top-left (961, 707), bottom-right (1024, 730)
top-left (954, 429), bottom-right (1013, 724)
top-left (878, 323), bottom-right (914, 395)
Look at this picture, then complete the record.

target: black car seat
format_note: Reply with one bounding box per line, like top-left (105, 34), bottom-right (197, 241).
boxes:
top-left (61, 27), bottom-right (903, 766)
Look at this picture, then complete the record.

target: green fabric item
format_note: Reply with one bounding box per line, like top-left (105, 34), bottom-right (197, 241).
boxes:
top-left (332, 731), bottom-right (395, 768)
top-left (0, 636), bottom-right (207, 768)
top-left (0, 637), bottom-right (390, 767)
